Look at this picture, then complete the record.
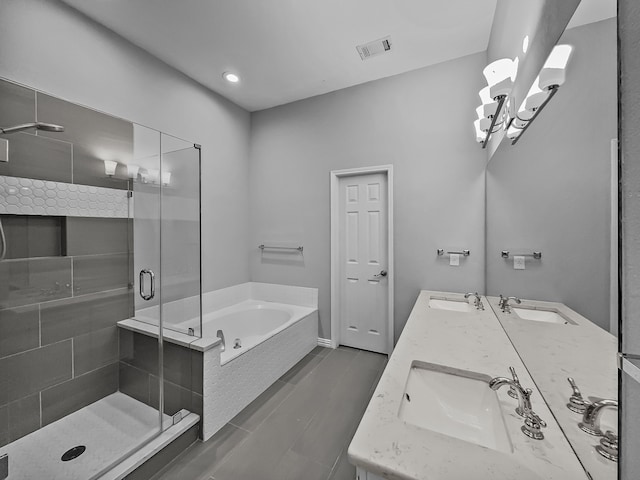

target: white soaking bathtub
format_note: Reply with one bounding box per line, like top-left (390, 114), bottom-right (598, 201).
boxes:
top-left (119, 282), bottom-right (320, 441)
top-left (202, 300), bottom-right (314, 364)
top-left (199, 297), bottom-right (318, 439)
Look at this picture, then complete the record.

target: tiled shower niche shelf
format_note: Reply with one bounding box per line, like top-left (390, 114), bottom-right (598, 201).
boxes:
top-left (0, 175), bottom-right (130, 218)
top-left (0, 215), bottom-right (65, 259)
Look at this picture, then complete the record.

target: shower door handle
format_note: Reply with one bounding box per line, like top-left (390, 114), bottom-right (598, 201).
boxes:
top-left (139, 269), bottom-right (155, 301)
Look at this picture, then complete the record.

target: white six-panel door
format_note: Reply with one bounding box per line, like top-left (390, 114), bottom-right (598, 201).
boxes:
top-left (338, 172), bottom-right (388, 353)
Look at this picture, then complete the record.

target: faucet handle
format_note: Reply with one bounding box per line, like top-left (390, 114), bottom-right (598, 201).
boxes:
top-left (596, 431), bottom-right (618, 462)
top-left (566, 377), bottom-right (590, 414)
top-left (521, 410), bottom-right (547, 440)
top-left (516, 388), bottom-right (533, 417)
top-left (507, 367), bottom-right (521, 400)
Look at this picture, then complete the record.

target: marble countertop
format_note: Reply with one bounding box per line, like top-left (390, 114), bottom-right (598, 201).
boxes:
top-left (348, 290), bottom-right (588, 480)
top-left (487, 296), bottom-right (617, 480)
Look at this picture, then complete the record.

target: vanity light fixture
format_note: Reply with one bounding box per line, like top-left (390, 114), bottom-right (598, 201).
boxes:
top-left (508, 45), bottom-right (573, 145)
top-left (104, 160), bottom-right (118, 177)
top-left (475, 57), bottom-right (518, 148)
top-left (223, 71), bottom-right (240, 83)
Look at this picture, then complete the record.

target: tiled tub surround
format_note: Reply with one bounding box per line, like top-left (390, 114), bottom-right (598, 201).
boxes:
top-left (349, 291), bottom-right (588, 480)
top-left (487, 297), bottom-right (617, 480)
top-left (119, 282), bottom-right (319, 440)
top-left (118, 329), bottom-right (204, 422)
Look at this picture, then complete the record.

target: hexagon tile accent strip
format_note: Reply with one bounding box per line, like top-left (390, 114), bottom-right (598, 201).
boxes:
top-left (0, 175), bottom-right (129, 218)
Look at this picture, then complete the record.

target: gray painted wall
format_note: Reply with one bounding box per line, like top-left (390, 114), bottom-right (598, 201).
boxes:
top-left (249, 52), bottom-right (488, 340)
top-left (0, 0), bottom-right (251, 294)
top-left (620, 0), bottom-right (640, 476)
top-left (486, 19), bottom-right (617, 330)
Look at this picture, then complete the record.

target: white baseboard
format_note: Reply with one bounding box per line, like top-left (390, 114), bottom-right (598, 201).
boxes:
top-left (317, 337), bottom-right (335, 348)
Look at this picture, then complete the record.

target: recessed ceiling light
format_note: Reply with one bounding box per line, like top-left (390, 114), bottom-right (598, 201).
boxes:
top-left (223, 72), bottom-right (240, 83)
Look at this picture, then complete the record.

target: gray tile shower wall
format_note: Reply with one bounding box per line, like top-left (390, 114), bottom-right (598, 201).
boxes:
top-left (0, 78), bottom-right (135, 448)
top-left (0, 81), bottom-right (35, 131)
top-left (119, 329), bottom-right (204, 422)
top-left (37, 93), bottom-right (132, 190)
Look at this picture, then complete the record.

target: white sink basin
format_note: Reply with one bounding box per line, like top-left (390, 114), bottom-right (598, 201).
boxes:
top-left (398, 362), bottom-right (512, 452)
top-left (428, 298), bottom-right (472, 313)
top-left (512, 307), bottom-right (573, 325)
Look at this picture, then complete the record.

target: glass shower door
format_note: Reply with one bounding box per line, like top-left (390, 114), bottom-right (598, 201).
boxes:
top-left (159, 134), bottom-right (202, 338)
top-left (130, 124), bottom-right (166, 433)
top-left (131, 128), bottom-right (202, 435)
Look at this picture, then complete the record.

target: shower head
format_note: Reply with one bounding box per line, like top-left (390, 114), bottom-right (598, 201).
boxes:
top-left (0, 122), bottom-right (65, 134)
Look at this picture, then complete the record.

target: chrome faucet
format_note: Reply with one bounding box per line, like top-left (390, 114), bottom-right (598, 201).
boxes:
top-left (216, 329), bottom-right (226, 352)
top-left (498, 295), bottom-right (521, 313)
top-left (464, 292), bottom-right (484, 310)
top-left (489, 372), bottom-right (533, 417)
top-left (490, 368), bottom-right (547, 440)
top-left (579, 398), bottom-right (618, 436)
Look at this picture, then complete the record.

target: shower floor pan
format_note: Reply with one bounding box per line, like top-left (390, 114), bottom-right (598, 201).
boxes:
top-left (0, 392), bottom-right (198, 480)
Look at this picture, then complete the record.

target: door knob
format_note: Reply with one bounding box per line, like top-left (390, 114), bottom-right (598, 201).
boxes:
top-left (374, 270), bottom-right (388, 277)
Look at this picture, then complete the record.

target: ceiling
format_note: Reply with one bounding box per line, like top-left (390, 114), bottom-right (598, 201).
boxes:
top-left (62, 0), bottom-right (615, 113)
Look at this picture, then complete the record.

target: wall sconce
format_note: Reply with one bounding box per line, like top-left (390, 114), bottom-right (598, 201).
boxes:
top-left (147, 169), bottom-right (160, 184)
top-left (161, 171), bottom-right (171, 186)
top-left (104, 160), bottom-right (118, 177)
top-left (475, 58), bottom-right (518, 148)
top-left (507, 44), bottom-right (573, 145)
top-left (127, 164), bottom-right (140, 180)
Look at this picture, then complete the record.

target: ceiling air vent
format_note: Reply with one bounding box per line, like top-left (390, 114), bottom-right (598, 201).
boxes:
top-left (356, 36), bottom-right (392, 61)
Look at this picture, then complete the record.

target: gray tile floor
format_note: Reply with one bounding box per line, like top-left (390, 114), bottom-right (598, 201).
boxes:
top-left (152, 346), bottom-right (387, 480)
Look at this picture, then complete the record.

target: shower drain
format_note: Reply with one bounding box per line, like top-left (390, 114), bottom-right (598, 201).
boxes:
top-left (61, 446), bottom-right (86, 462)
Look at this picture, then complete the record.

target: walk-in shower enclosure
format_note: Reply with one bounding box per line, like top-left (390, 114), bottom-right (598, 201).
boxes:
top-left (0, 78), bottom-right (202, 479)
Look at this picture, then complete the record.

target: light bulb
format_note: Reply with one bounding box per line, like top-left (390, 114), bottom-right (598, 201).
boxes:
top-left (223, 72), bottom-right (240, 83)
